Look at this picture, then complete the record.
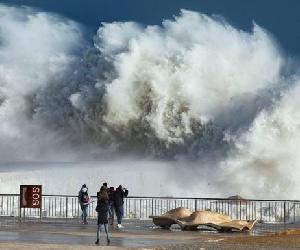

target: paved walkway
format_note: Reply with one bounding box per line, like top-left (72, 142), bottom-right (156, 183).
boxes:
top-left (0, 218), bottom-right (300, 249)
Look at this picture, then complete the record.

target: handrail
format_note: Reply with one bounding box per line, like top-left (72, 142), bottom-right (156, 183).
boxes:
top-left (0, 193), bottom-right (299, 202)
top-left (1, 193), bottom-right (299, 223)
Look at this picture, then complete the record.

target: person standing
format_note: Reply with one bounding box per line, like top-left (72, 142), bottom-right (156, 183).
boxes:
top-left (114, 185), bottom-right (128, 229)
top-left (95, 186), bottom-right (110, 245)
top-left (108, 186), bottom-right (115, 225)
top-left (78, 184), bottom-right (90, 224)
top-left (97, 184), bottom-right (109, 201)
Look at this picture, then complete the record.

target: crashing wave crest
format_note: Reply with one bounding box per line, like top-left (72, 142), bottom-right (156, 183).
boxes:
top-left (1, 5), bottom-right (300, 198)
top-left (31, 10), bottom-right (285, 158)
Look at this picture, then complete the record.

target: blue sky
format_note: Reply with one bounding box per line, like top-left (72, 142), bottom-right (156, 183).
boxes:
top-left (1, 0), bottom-right (300, 56)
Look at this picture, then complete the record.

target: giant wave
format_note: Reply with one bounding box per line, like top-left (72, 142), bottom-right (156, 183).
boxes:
top-left (0, 4), bottom-right (299, 198)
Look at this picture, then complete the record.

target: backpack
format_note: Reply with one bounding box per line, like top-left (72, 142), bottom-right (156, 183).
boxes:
top-left (80, 192), bottom-right (89, 203)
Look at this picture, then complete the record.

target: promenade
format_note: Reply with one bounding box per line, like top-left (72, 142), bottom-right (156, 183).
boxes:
top-left (1, 192), bottom-right (300, 249)
top-left (0, 218), bottom-right (300, 249)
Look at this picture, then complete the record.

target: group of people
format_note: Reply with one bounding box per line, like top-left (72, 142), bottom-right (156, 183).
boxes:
top-left (78, 182), bottom-right (129, 245)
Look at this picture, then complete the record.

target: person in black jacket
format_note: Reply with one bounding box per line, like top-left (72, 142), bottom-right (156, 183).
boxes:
top-left (108, 186), bottom-right (115, 225)
top-left (95, 186), bottom-right (110, 245)
top-left (114, 185), bottom-right (128, 229)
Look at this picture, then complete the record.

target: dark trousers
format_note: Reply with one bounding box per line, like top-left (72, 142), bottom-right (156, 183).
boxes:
top-left (115, 205), bottom-right (124, 224)
top-left (108, 202), bottom-right (115, 224)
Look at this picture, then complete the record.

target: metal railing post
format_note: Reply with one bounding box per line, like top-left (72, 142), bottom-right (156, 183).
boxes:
top-left (294, 202), bottom-right (296, 224)
top-left (40, 195), bottom-right (42, 222)
top-left (139, 199), bottom-right (142, 219)
top-left (284, 201), bottom-right (286, 223)
top-left (151, 198), bottom-right (154, 216)
top-left (66, 197), bottom-right (68, 221)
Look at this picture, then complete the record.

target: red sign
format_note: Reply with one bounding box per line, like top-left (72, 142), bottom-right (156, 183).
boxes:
top-left (20, 185), bottom-right (42, 208)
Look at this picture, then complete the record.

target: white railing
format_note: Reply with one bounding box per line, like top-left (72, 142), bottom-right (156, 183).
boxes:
top-left (1, 194), bottom-right (300, 223)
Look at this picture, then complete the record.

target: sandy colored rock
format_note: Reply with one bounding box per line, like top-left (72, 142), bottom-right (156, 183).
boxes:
top-left (176, 211), bottom-right (256, 231)
top-left (206, 219), bottom-right (257, 231)
top-left (151, 209), bottom-right (257, 231)
top-left (149, 207), bottom-right (192, 228)
top-left (176, 211), bottom-right (230, 230)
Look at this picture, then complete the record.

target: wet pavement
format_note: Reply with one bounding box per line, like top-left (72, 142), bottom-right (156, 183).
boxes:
top-left (0, 217), bottom-right (300, 249)
top-left (0, 218), bottom-right (206, 248)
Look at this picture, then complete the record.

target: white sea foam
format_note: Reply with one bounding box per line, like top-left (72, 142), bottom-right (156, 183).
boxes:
top-left (103, 10), bottom-right (283, 144)
top-left (0, 5), bottom-right (299, 198)
top-left (0, 5), bottom-right (84, 161)
top-left (214, 81), bottom-right (300, 198)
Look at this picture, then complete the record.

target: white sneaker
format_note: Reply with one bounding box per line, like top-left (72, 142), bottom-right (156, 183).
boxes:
top-left (117, 224), bottom-right (124, 229)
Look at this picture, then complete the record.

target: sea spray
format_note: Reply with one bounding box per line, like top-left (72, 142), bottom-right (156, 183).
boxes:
top-left (0, 4), bottom-right (299, 198)
top-left (36, 10), bottom-right (284, 159)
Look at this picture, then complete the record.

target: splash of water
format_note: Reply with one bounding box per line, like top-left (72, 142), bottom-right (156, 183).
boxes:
top-left (36, 10), bottom-right (285, 158)
top-left (0, 5), bottom-right (299, 198)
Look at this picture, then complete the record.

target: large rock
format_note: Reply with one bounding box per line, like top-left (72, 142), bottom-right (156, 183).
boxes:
top-left (150, 209), bottom-right (257, 231)
top-left (149, 207), bottom-right (192, 229)
top-left (176, 211), bottom-right (257, 231)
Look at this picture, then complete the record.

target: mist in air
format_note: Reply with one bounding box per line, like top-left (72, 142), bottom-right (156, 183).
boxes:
top-left (0, 4), bottom-right (299, 198)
